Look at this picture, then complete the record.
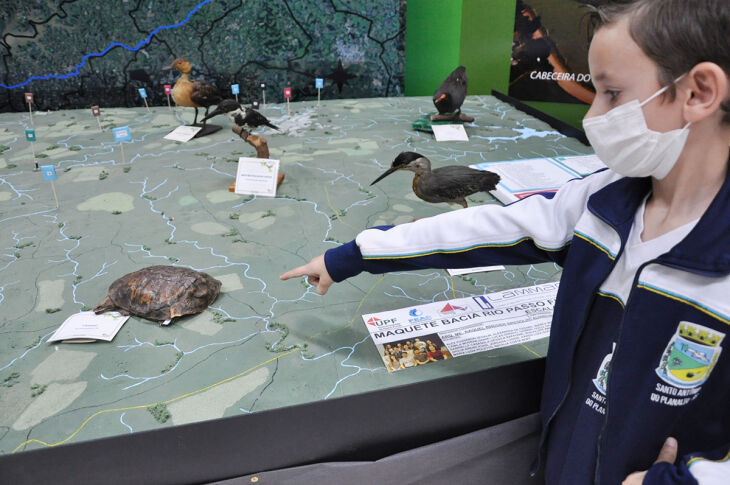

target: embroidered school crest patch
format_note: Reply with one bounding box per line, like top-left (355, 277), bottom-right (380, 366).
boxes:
top-left (656, 322), bottom-right (724, 389)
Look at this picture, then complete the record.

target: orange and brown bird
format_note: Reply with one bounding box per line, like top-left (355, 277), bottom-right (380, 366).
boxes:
top-left (164, 58), bottom-right (222, 127)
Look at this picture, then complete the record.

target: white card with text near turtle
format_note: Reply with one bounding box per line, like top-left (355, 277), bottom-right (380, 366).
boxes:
top-left (48, 311), bottom-right (130, 343)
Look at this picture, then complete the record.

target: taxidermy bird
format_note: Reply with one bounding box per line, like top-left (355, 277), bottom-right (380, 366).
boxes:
top-left (433, 66), bottom-right (468, 114)
top-left (371, 152), bottom-right (500, 208)
top-left (165, 58), bottom-right (222, 126)
top-left (200, 99), bottom-right (279, 131)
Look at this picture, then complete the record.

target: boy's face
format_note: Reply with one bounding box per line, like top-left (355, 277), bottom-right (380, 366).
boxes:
top-left (585, 17), bottom-right (685, 133)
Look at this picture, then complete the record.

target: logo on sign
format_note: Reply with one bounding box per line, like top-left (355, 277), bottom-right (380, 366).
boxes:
top-left (24, 92), bottom-right (33, 103)
top-left (25, 129), bottom-right (36, 142)
top-left (440, 303), bottom-right (468, 314)
top-left (91, 105), bottom-right (100, 116)
top-left (231, 84), bottom-right (240, 94)
top-left (472, 295), bottom-right (494, 310)
top-left (315, 78), bottom-right (324, 89)
top-left (252, 100), bottom-right (259, 108)
top-left (113, 126), bottom-right (132, 142)
top-left (138, 88), bottom-right (147, 98)
top-left (408, 308), bottom-right (431, 323)
top-left (164, 84), bottom-right (172, 95)
top-left (41, 165), bottom-right (57, 181)
top-left (366, 316), bottom-right (397, 326)
top-left (284, 87), bottom-right (292, 98)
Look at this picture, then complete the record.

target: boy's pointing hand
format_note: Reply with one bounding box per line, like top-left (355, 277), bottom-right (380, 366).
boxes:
top-left (280, 254), bottom-right (333, 295)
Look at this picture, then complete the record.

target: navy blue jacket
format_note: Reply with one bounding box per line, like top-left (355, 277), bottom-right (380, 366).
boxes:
top-left (324, 169), bottom-right (730, 484)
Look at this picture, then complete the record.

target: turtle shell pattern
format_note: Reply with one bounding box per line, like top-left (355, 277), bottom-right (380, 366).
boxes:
top-left (94, 265), bottom-right (221, 322)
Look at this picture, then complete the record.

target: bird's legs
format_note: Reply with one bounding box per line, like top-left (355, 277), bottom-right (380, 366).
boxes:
top-left (201, 106), bottom-right (210, 128)
top-left (193, 107), bottom-right (199, 125)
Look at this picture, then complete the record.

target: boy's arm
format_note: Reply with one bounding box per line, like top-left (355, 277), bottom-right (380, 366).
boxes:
top-left (281, 169), bottom-right (619, 294)
top-left (325, 169), bottom-right (618, 283)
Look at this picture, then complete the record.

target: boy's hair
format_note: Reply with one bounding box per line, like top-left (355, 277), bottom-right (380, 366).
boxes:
top-left (583, 0), bottom-right (730, 123)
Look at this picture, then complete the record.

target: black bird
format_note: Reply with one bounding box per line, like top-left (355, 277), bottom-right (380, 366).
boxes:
top-left (433, 66), bottom-right (468, 114)
top-left (371, 152), bottom-right (500, 208)
top-left (200, 99), bottom-right (278, 131)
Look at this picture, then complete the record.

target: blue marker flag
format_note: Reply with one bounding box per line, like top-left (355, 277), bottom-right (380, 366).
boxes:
top-left (113, 126), bottom-right (132, 142)
top-left (231, 84), bottom-right (240, 94)
top-left (41, 165), bottom-right (57, 181)
top-left (315, 78), bottom-right (324, 89)
top-left (138, 88), bottom-right (148, 98)
top-left (25, 129), bottom-right (36, 142)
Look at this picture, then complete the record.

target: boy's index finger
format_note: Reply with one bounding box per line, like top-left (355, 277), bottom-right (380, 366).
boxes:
top-left (280, 265), bottom-right (308, 280)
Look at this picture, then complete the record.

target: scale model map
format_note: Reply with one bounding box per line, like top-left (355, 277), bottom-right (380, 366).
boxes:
top-left (0, 96), bottom-right (590, 454)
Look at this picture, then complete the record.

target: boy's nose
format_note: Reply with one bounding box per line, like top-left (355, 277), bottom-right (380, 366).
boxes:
top-left (584, 102), bottom-right (599, 120)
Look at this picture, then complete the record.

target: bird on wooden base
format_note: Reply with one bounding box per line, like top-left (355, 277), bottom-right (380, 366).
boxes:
top-left (433, 66), bottom-right (467, 115)
top-left (370, 152), bottom-right (500, 208)
top-left (200, 99), bottom-right (279, 131)
top-left (164, 58), bottom-right (222, 127)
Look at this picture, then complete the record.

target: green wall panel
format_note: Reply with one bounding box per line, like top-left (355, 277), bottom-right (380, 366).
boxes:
top-left (406, 0), bottom-right (590, 129)
top-left (405, 0), bottom-right (463, 96)
top-left (458, 0), bottom-right (514, 94)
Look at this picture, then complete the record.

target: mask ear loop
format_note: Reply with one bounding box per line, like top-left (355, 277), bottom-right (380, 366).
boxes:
top-left (639, 73), bottom-right (687, 107)
top-left (638, 73), bottom-right (691, 130)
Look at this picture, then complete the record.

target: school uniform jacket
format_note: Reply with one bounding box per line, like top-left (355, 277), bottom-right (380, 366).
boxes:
top-left (324, 168), bottom-right (730, 485)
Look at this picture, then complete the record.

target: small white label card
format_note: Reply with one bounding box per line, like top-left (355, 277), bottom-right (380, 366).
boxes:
top-left (48, 311), bottom-right (130, 343)
top-left (432, 123), bottom-right (469, 142)
top-left (235, 157), bottom-right (280, 197)
top-left (447, 266), bottom-right (505, 276)
top-left (163, 125), bottom-right (202, 142)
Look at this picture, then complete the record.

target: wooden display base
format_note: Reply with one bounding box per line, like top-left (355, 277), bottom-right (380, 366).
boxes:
top-left (232, 125), bottom-right (269, 158)
top-left (228, 125), bottom-right (284, 192)
top-left (429, 112), bottom-right (475, 123)
top-left (229, 173), bottom-right (284, 193)
top-left (192, 123), bottom-right (222, 138)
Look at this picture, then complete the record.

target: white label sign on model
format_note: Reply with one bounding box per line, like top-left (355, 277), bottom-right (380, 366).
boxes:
top-left (163, 125), bottom-right (202, 142)
top-left (235, 157), bottom-right (280, 197)
top-left (432, 123), bottom-right (469, 142)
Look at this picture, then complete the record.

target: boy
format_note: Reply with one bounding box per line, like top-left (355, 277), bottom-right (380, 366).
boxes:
top-left (281, 1), bottom-right (729, 483)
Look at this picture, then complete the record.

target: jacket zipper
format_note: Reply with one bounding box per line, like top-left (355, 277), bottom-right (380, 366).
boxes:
top-left (532, 210), bottom-right (625, 477)
top-left (592, 253), bottom-right (717, 482)
top-left (592, 258), bottom-right (653, 483)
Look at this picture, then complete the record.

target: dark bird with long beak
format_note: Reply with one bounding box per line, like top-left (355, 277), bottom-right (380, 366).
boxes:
top-left (164, 58), bottom-right (222, 126)
top-left (200, 99), bottom-right (279, 131)
top-left (371, 152), bottom-right (499, 208)
top-left (433, 66), bottom-right (468, 114)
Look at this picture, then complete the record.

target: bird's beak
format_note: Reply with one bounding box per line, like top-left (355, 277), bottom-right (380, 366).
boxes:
top-left (370, 166), bottom-right (399, 186)
top-left (162, 63), bottom-right (174, 71)
top-left (200, 108), bottom-right (223, 123)
top-left (434, 93), bottom-right (446, 103)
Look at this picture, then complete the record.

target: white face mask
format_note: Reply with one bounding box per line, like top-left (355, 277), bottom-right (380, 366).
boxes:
top-left (583, 76), bottom-right (690, 180)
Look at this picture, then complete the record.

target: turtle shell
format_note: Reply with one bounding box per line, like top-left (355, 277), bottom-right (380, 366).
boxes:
top-left (94, 266), bottom-right (221, 322)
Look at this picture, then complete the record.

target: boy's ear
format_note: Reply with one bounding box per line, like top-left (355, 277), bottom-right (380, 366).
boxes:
top-left (683, 62), bottom-right (729, 123)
